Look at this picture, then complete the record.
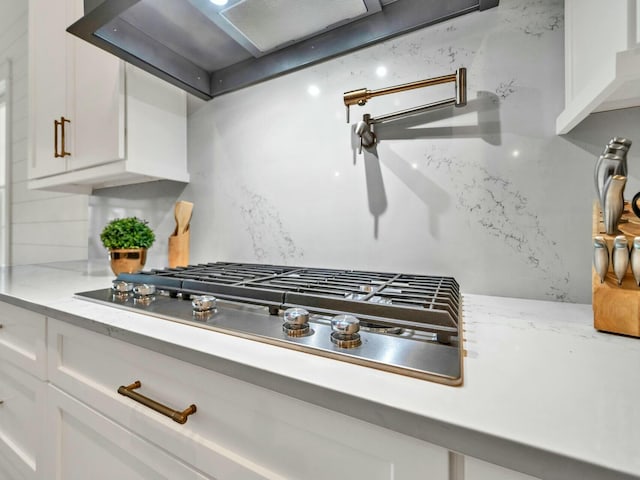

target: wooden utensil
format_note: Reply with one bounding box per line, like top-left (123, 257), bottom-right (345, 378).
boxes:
top-left (169, 201), bottom-right (193, 268)
top-left (174, 201), bottom-right (193, 235)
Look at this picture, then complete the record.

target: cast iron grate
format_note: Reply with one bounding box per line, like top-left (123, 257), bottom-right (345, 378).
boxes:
top-left (118, 262), bottom-right (460, 336)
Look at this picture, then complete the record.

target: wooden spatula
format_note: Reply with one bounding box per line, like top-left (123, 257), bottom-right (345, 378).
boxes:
top-left (174, 201), bottom-right (193, 236)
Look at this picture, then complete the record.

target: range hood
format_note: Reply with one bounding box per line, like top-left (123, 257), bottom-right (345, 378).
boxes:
top-left (68, 0), bottom-right (498, 100)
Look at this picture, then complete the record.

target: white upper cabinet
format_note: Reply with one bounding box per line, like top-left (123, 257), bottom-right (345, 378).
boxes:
top-left (557, 0), bottom-right (640, 134)
top-left (28, 0), bottom-right (189, 194)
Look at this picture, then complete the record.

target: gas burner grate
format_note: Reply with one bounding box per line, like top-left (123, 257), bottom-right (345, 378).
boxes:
top-left (119, 262), bottom-right (461, 336)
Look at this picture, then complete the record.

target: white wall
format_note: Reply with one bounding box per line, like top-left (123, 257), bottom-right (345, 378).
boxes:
top-left (0, 0), bottom-right (88, 265)
top-left (89, 0), bottom-right (638, 303)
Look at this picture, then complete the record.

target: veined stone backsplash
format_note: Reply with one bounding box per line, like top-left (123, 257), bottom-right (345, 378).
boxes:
top-left (89, 0), bottom-right (640, 304)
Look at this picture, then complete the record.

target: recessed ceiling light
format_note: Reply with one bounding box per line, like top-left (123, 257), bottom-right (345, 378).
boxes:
top-left (209, 0), bottom-right (228, 6)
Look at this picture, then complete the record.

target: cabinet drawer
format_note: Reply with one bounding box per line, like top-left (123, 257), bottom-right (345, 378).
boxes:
top-left (0, 302), bottom-right (46, 379)
top-left (0, 450), bottom-right (30, 480)
top-left (0, 360), bottom-right (45, 480)
top-left (45, 384), bottom-right (211, 480)
top-left (48, 318), bottom-right (450, 480)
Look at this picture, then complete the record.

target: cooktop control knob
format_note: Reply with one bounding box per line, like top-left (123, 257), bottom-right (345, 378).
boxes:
top-left (111, 281), bottom-right (133, 302)
top-left (330, 314), bottom-right (362, 348)
top-left (112, 281), bottom-right (133, 294)
top-left (192, 295), bottom-right (217, 313)
top-left (283, 307), bottom-right (310, 337)
top-left (133, 284), bottom-right (156, 304)
top-left (133, 284), bottom-right (156, 297)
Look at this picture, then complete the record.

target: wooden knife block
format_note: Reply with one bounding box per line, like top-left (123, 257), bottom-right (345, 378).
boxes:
top-left (592, 201), bottom-right (640, 337)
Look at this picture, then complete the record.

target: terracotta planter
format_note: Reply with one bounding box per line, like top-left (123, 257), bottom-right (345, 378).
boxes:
top-left (109, 248), bottom-right (147, 275)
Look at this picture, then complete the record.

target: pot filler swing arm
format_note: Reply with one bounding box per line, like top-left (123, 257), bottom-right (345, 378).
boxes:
top-left (343, 68), bottom-right (467, 153)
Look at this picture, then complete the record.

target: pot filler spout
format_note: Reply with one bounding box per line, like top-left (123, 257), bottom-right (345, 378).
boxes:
top-left (344, 67), bottom-right (468, 153)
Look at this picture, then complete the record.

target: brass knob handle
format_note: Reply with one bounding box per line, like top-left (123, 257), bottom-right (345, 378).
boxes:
top-left (117, 380), bottom-right (197, 424)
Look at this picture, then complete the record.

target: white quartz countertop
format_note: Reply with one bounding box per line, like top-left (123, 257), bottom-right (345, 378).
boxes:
top-left (1, 262), bottom-right (638, 480)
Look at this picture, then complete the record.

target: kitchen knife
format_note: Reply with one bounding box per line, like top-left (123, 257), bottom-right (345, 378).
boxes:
top-left (603, 144), bottom-right (629, 177)
top-left (609, 136), bottom-right (632, 149)
top-left (606, 136), bottom-right (631, 172)
top-left (595, 154), bottom-right (625, 209)
top-left (612, 235), bottom-right (630, 285)
top-left (602, 175), bottom-right (626, 235)
top-left (631, 237), bottom-right (640, 286)
top-left (593, 236), bottom-right (609, 284)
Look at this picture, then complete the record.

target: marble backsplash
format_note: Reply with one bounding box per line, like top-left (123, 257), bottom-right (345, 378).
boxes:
top-left (89, 0), bottom-right (640, 304)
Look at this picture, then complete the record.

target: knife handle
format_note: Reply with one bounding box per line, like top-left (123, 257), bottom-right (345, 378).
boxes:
top-left (632, 192), bottom-right (640, 219)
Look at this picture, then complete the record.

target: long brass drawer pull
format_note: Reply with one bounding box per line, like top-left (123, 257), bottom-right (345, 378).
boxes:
top-left (117, 380), bottom-right (197, 424)
top-left (54, 116), bottom-right (71, 158)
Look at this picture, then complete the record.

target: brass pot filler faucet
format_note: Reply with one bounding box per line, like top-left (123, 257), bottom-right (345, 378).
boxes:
top-left (343, 67), bottom-right (467, 153)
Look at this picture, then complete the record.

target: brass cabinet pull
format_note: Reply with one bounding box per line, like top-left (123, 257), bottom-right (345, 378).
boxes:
top-left (117, 380), bottom-right (197, 424)
top-left (54, 116), bottom-right (71, 158)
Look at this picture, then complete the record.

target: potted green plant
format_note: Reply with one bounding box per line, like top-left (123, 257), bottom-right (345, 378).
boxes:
top-left (100, 217), bottom-right (155, 275)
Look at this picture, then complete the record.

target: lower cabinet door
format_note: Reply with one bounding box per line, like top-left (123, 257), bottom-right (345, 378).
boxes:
top-left (0, 360), bottom-right (44, 480)
top-left (48, 318), bottom-right (450, 480)
top-left (44, 385), bottom-right (212, 480)
top-left (0, 302), bottom-right (46, 379)
top-left (0, 448), bottom-right (31, 480)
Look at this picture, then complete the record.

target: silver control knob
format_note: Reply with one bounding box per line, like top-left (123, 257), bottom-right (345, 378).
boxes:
top-left (132, 284), bottom-right (156, 305)
top-left (192, 295), bottom-right (217, 312)
top-left (112, 281), bottom-right (133, 293)
top-left (330, 314), bottom-right (361, 348)
top-left (133, 284), bottom-right (156, 297)
top-left (331, 314), bottom-right (360, 335)
top-left (283, 307), bottom-right (310, 337)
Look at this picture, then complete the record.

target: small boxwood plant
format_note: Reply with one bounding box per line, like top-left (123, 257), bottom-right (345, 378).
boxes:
top-left (100, 217), bottom-right (155, 250)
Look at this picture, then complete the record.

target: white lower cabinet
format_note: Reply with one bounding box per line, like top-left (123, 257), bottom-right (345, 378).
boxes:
top-left (0, 302), bottom-right (47, 480)
top-left (0, 450), bottom-right (30, 480)
top-left (0, 360), bottom-right (45, 480)
top-left (44, 385), bottom-right (210, 480)
top-left (0, 301), bottom-right (546, 480)
top-left (47, 318), bottom-right (450, 480)
top-left (0, 302), bottom-right (47, 380)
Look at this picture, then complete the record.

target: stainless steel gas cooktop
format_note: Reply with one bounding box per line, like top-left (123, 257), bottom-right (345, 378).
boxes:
top-left (76, 262), bottom-right (463, 385)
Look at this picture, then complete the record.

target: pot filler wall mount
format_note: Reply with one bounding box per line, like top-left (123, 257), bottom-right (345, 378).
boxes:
top-left (76, 262), bottom-right (464, 386)
top-left (344, 67), bottom-right (468, 153)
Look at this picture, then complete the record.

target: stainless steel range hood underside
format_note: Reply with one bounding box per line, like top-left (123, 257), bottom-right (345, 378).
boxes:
top-left (68, 0), bottom-right (499, 100)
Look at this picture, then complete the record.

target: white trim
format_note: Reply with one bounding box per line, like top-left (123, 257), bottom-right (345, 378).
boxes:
top-left (0, 60), bottom-right (12, 267)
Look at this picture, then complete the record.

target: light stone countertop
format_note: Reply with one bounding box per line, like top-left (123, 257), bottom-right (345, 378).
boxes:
top-left (1, 262), bottom-right (638, 480)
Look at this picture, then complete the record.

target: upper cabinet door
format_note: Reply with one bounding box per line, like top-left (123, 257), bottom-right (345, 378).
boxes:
top-left (557, 0), bottom-right (640, 134)
top-left (69, 37), bottom-right (125, 172)
top-left (30, 0), bottom-right (125, 177)
top-left (28, 0), bottom-right (69, 179)
top-left (28, 0), bottom-right (189, 193)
